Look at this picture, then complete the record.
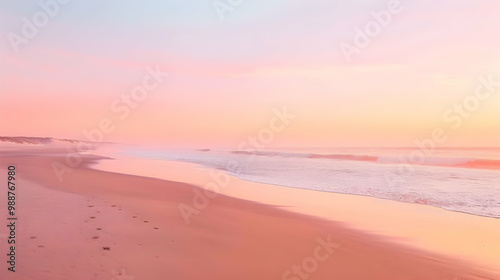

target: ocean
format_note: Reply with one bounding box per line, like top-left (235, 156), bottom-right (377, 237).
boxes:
top-left (123, 147), bottom-right (500, 218)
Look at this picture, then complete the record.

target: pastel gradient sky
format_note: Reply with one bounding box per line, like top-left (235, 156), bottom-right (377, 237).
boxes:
top-left (1, 0), bottom-right (500, 148)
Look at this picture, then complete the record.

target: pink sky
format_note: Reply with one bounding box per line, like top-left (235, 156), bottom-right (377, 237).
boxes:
top-left (1, 0), bottom-right (500, 148)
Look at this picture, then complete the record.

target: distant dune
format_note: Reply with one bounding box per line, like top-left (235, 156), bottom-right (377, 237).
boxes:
top-left (0, 136), bottom-right (101, 146)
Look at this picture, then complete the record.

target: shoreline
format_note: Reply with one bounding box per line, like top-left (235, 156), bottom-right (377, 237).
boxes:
top-left (0, 147), bottom-right (499, 279)
top-left (93, 153), bottom-right (500, 273)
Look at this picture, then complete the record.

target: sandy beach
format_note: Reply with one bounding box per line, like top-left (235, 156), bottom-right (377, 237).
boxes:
top-left (94, 153), bottom-right (500, 271)
top-left (0, 145), bottom-right (498, 280)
